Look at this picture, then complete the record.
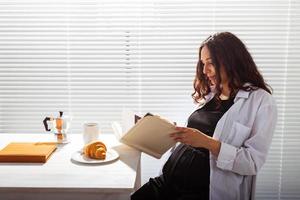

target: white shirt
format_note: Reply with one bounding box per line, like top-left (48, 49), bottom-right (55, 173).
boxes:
top-left (200, 88), bottom-right (277, 200)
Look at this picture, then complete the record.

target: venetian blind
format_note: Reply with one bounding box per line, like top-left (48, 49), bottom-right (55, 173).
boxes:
top-left (0, 0), bottom-right (299, 199)
top-left (0, 0), bottom-right (142, 134)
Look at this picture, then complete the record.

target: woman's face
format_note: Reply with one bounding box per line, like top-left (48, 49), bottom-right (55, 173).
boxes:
top-left (200, 45), bottom-right (228, 87)
top-left (201, 45), bottom-right (216, 85)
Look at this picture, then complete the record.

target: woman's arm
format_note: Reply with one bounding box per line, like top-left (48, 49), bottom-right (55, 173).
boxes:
top-left (170, 102), bottom-right (277, 175)
top-left (216, 103), bottom-right (277, 175)
top-left (170, 127), bottom-right (221, 156)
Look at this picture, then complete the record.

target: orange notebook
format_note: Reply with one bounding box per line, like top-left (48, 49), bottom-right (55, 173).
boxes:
top-left (0, 142), bottom-right (57, 163)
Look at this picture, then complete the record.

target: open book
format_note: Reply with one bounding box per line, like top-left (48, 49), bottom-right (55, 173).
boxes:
top-left (111, 111), bottom-right (177, 159)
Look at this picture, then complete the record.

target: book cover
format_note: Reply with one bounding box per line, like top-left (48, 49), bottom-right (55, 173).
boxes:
top-left (0, 142), bottom-right (57, 163)
top-left (112, 112), bottom-right (177, 159)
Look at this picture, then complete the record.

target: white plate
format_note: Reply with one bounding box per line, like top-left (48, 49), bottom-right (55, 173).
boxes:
top-left (71, 149), bottom-right (119, 164)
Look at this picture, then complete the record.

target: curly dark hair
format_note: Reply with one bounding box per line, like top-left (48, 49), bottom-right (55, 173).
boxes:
top-left (192, 32), bottom-right (272, 103)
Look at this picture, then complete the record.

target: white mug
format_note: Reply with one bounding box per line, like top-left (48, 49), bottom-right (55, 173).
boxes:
top-left (83, 122), bottom-right (100, 145)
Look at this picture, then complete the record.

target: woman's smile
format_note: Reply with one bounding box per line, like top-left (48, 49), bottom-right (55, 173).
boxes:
top-left (207, 75), bottom-right (216, 85)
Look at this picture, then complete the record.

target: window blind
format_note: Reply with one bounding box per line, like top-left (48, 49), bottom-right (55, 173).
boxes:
top-left (0, 0), bottom-right (142, 134)
top-left (0, 0), bottom-right (299, 199)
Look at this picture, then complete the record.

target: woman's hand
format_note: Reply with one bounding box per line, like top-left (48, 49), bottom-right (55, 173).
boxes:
top-left (170, 126), bottom-right (221, 156)
top-left (170, 126), bottom-right (209, 148)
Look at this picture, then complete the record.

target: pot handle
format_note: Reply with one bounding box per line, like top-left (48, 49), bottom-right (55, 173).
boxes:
top-left (43, 117), bottom-right (51, 131)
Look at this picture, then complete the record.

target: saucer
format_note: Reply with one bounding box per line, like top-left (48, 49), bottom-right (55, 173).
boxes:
top-left (71, 149), bottom-right (119, 164)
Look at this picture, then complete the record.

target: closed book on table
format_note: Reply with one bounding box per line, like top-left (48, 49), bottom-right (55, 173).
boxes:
top-left (0, 142), bottom-right (57, 163)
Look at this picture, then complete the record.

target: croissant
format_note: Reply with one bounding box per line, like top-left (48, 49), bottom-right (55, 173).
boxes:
top-left (83, 141), bottom-right (107, 160)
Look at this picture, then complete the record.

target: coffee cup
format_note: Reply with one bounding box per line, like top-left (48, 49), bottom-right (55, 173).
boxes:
top-left (83, 122), bottom-right (100, 145)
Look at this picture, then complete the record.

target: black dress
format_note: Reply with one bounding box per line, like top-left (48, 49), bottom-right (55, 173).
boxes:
top-left (131, 96), bottom-right (234, 200)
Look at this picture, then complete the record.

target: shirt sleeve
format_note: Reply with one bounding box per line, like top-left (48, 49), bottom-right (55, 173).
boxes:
top-left (216, 101), bottom-right (277, 175)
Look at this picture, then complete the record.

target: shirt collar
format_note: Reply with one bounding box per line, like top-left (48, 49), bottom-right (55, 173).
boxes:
top-left (233, 82), bottom-right (254, 102)
top-left (236, 89), bottom-right (250, 98)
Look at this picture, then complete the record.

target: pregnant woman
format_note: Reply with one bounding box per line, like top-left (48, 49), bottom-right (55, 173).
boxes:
top-left (131, 32), bottom-right (277, 200)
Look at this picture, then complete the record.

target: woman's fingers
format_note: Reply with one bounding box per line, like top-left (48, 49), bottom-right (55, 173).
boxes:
top-left (170, 126), bottom-right (189, 137)
top-left (169, 131), bottom-right (184, 137)
top-left (170, 126), bottom-right (206, 148)
top-left (170, 127), bottom-right (190, 143)
top-left (170, 127), bottom-right (192, 138)
top-left (175, 126), bottom-right (189, 132)
top-left (170, 131), bottom-right (184, 143)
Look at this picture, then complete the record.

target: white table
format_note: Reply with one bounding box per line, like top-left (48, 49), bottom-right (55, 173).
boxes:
top-left (0, 133), bottom-right (141, 200)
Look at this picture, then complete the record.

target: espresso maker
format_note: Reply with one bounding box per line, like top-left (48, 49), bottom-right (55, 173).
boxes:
top-left (43, 111), bottom-right (70, 143)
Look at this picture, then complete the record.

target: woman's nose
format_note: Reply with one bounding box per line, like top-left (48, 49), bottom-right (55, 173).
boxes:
top-left (203, 64), bottom-right (207, 74)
